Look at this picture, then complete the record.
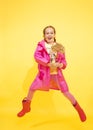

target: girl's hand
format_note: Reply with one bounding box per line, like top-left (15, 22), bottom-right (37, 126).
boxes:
top-left (54, 62), bottom-right (63, 68)
top-left (47, 63), bottom-right (56, 67)
top-left (47, 62), bottom-right (63, 68)
top-left (58, 63), bottom-right (63, 68)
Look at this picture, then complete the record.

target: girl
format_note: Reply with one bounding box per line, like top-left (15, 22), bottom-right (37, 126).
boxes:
top-left (17, 25), bottom-right (86, 122)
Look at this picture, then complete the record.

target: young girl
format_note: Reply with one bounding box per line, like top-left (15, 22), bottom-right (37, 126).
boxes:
top-left (17, 25), bottom-right (86, 122)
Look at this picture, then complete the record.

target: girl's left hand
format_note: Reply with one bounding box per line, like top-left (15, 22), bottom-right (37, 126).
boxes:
top-left (47, 62), bottom-right (63, 68)
top-left (55, 62), bottom-right (63, 68)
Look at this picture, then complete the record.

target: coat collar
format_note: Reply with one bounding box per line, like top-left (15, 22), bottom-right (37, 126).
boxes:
top-left (38, 39), bottom-right (48, 53)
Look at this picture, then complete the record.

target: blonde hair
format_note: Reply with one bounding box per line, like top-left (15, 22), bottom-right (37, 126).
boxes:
top-left (51, 43), bottom-right (65, 54)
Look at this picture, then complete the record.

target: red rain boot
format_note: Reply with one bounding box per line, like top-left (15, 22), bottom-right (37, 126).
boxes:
top-left (73, 102), bottom-right (86, 122)
top-left (17, 98), bottom-right (31, 117)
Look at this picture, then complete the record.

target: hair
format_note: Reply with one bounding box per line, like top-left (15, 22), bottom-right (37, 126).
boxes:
top-left (43, 25), bottom-right (56, 34)
top-left (51, 43), bottom-right (65, 54)
top-left (43, 25), bottom-right (56, 42)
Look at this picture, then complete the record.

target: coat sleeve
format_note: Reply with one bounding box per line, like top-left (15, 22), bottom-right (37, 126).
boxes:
top-left (34, 44), bottom-right (49, 66)
top-left (57, 53), bottom-right (67, 69)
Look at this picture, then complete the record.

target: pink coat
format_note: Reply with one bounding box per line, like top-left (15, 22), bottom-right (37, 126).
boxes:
top-left (30, 40), bottom-right (67, 91)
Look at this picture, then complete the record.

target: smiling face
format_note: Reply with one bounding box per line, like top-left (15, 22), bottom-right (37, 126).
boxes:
top-left (43, 26), bottom-right (56, 44)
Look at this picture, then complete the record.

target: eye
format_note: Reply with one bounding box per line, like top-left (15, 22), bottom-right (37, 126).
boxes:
top-left (46, 32), bottom-right (49, 35)
top-left (51, 32), bottom-right (54, 34)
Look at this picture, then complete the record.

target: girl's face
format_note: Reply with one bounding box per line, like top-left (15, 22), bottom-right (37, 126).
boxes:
top-left (44, 27), bottom-right (55, 43)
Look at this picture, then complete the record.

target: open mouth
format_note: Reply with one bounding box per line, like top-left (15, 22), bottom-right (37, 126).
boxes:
top-left (48, 37), bottom-right (52, 40)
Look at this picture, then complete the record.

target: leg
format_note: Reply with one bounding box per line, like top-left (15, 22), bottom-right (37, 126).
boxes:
top-left (57, 78), bottom-right (86, 122)
top-left (26, 89), bottom-right (36, 101)
top-left (63, 91), bottom-right (76, 105)
top-left (17, 89), bottom-right (36, 117)
top-left (63, 91), bottom-right (86, 122)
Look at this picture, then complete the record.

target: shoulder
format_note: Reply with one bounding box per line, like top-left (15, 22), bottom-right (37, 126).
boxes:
top-left (36, 40), bottom-right (45, 50)
top-left (38, 39), bottom-right (45, 46)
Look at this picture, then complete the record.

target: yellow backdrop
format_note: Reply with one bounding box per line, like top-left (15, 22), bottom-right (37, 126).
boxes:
top-left (0, 0), bottom-right (93, 130)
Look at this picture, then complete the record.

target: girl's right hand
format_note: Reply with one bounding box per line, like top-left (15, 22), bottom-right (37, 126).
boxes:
top-left (47, 62), bottom-right (58, 68)
top-left (47, 63), bottom-right (55, 67)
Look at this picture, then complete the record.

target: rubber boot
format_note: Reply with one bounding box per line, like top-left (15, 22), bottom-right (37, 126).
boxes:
top-left (17, 98), bottom-right (31, 117)
top-left (73, 102), bottom-right (86, 122)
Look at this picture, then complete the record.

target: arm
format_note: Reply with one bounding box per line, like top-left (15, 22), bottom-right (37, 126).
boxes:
top-left (34, 44), bottom-right (49, 66)
top-left (47, 53), bottom-right (67, 69)
top-left (56, 53), bottom-right (67, 69)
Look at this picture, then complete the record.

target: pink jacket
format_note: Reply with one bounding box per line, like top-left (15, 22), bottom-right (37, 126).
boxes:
top-left (30, 40), bottom-right (67, 91)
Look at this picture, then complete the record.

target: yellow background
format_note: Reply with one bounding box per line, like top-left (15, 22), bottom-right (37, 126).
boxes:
top-left (0, 0), bottom-right (93, 130)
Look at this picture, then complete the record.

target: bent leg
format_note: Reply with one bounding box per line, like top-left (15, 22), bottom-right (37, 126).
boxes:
top-left (17, 89), bottom-right (36, 117)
